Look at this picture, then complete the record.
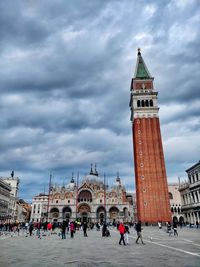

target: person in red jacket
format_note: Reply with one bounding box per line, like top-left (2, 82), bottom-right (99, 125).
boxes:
top-left (47, 222), bottom-right (52, 236)
top-left (118, 222), bottom-right (126, 245)
top-left (70, 221), bottom-right (75, 238)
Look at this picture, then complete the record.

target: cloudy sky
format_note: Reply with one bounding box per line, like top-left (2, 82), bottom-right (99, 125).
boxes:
top-left (0, 0), bottom-right (200, 201)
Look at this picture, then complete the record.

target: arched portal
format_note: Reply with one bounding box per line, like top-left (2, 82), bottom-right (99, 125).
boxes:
top-left (78, 203), bottom-right (91, 223)
top-left (179, 216), bottom-right (184, 224)
top-left (62, 206), bottom-right (72, 220)
top-left (109, 206), bottom-right (119, 221)
top-left (173, 216), bottom-right (178, 223)
top-left (123, 207), bottom-right (128, 218)
top-left (96, 206), bottom-right (106, 223)
top-left (50, 207), bottom-right (59, 222)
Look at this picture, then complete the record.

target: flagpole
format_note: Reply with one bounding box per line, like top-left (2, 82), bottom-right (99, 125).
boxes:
top-left (104, 172), bottom-right (107, 223)
top-left (76, 172), bottom-right (79, 220)
top-left (47, 171), bottom-right (52, 222)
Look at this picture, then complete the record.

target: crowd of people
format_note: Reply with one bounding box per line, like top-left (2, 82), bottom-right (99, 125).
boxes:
top-left (0, 219), bottom-right (199, 245)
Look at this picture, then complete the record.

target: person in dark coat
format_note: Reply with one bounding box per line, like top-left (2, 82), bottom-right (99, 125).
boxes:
top-left (29, 223), bottom-right (34, 236)
top-left (83, 222), bottom-right (88, 237)
top-left (61, 220), bottom-right (67, 239)
top-left (102, 223), bottom-right (107, 237)
top-left (135, 221), bottom-right (145, 244)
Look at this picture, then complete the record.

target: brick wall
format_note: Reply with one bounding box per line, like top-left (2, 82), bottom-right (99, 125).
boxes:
top-left (133, 117), bottom-right (171, 223)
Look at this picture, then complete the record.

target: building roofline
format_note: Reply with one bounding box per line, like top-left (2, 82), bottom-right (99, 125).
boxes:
top-left (185, 161), bottom-right (200, 172)
top-left (0, 179), bottom-right (12, 191)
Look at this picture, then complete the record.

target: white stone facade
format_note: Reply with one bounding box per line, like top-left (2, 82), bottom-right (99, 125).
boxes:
top-left (30, 194), bottom-right (48, 222)
top-left (3, 177), bottom-right (20, 221)
top-left (168, 183), bottom-right (184, 223)
top-left (31, 170), bottom-right (133, 223)
top-left (179, 161), bottom-right (200, 224)
top-left (0, 179), bottom-right (11, 221)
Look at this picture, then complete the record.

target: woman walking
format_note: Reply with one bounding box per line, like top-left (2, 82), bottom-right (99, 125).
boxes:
top-left (118, 222), bottom-right (126, 246)
top-left (70, 221), bottom-right (75, 238)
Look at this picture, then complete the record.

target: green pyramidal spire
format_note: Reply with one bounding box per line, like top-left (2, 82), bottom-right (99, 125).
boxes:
top-left (134, 48), bottom-right (152, 79)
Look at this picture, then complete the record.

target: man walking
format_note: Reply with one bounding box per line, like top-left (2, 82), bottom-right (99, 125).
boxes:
top-left (83, 222), bottom-right (88, 237)
top-left (135, 220), bottom-right (145, 244)
top-left (29, 223), bottom-right (33, 237)
top-left (61, 220), bottom-right (67, 239)
top-left (173, 221), bottom-right (178, 237)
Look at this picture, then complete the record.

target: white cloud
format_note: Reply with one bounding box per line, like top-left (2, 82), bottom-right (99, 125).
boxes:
top-left (143, 4), bottom-right (157, 18)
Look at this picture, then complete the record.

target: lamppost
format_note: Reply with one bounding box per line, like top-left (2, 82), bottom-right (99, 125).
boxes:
top-left (47, 172), bottom-right (52, 222)
top-left (104, 173), bottom-right (107, 224)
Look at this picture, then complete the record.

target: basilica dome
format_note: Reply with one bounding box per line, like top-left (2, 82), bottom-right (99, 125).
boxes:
top-left (82, 174), bottom-right (103, 185)
top-left (112, 174), bottom-right (125, 190)
top-left (66, 177), bottom-right (75, 191)
top-left (81, 165), bottom-right (103, 185)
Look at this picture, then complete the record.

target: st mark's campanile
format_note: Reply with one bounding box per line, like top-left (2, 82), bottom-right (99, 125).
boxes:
top-left (129, 49), bottom-right (171, 223)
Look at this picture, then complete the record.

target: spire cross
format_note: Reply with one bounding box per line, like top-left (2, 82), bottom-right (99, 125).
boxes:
top-left (90, 163), bottom-right (93, 175)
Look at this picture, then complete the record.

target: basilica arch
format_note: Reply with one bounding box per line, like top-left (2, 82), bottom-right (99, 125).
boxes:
top-left (123, 207), bottom-right (128, 219)
top-left (109, 206), bottom-right (119, 221)
top-left (78, 189), bottom-right (92, 203)
top-left (78, 203), bottom-right (91, 223)
top-left (96, 206), bottom-right (106, 223)
top-left (49, 207), bottom-right (59, 222)
top-left (62, 206), bottom-right (72, 220)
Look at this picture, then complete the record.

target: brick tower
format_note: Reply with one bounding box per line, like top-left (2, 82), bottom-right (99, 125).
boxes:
top-left (129, 49), bottom-right (171, 224)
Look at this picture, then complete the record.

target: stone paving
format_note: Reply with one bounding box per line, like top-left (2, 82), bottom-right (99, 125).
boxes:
top-left (0, 226), bottom-right (200, 267)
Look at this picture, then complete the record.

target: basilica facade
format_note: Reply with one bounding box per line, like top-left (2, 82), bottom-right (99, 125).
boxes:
top-left (45, 167), bottom-right (133, 223)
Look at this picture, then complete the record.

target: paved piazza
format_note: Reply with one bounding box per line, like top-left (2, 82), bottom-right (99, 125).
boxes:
top-left (0, 226), bottom-right (200, 267)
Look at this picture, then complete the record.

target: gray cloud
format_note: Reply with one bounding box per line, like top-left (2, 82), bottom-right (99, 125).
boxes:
top-left (0, 0), bottom-right (200, 201)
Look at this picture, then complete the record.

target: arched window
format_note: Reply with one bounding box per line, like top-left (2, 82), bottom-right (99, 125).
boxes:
top-left (137, 100), bottom-right (141, 107)
top-left (169, 192), bottom-right (173, 199)
top-left (145, 100), bottom-right (149, 107)
top-left (171, 207), bottom-right (173, 212)
top-left (78, 190), bottom-right (92, 202)
top-left (141, 100), bottom-right (145, 107)
top-left (150, 100), bottom-right (153, 107)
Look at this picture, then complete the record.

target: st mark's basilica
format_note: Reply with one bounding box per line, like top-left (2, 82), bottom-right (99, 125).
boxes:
top-left (36, 165), bottom-right (134, 224)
